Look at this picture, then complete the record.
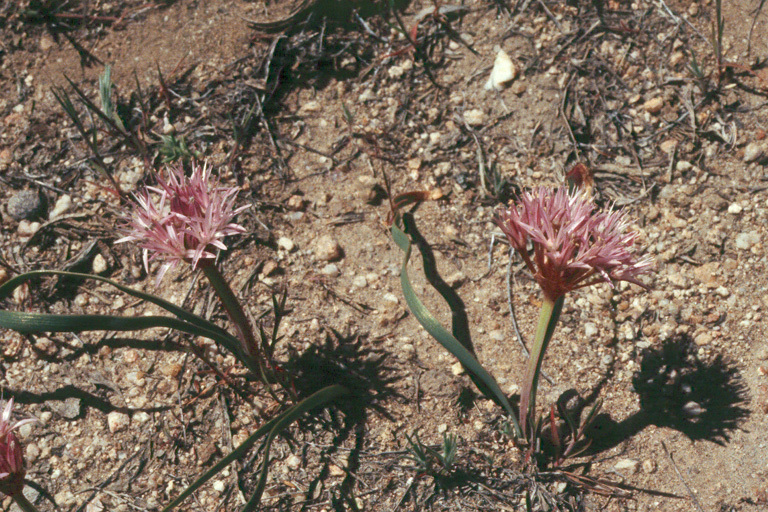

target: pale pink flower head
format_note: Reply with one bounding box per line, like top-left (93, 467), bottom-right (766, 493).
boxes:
top-left (495, 187), bottom-right (652, 300)
top-left (116, 163), bottom-right (249, 284)
top-left (0, 399), bottom-right (34, 497)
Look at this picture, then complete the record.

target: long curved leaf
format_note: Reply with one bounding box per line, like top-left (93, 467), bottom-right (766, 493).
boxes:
top-left (162, 384), bottom-right (349, 512)
top-left (0, 270), bottom-right (243, 359)
top-left (0, 309), bottom-right (244, 355)
top-left (391, 223), bottom-right (522, 438)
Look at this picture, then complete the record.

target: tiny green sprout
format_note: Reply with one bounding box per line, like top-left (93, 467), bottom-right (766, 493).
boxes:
top-left (158, 134), bottom-right (199, 163)
top-left (405, 431), bottom-right (459, 477)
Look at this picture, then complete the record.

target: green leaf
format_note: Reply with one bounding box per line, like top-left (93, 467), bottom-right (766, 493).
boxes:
top-left (0, 270), bottom-right (244, 361)
top-left (162, 384), bottom-right (349, 512)
top-left (391, 224), bottom-right (522, 438)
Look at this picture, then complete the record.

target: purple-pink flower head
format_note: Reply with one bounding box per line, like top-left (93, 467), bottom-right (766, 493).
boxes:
top-left (495, 187), bottom-right (652, 301)
top-left (0, 399), bottom-right (34, 497)
top-left (116, 163), bottom-right (249, 284)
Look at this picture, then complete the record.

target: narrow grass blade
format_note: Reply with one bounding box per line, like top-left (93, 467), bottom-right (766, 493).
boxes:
top-left (391, 224), bottom-right (522, 438)
top-left (161, 384), bottom-right (349, 512)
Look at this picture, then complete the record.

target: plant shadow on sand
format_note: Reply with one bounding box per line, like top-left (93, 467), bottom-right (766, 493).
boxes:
top-left (260, 329), bottom-right (400, 511)
top-left (583, 335), bottom-right (750, 452)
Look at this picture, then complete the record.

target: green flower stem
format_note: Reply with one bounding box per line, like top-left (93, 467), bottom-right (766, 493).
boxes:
top-left (12, 493), bottom-right (40, 512)
top-left (519, 295), bottom-right (564, 438)
top-left (199, 261), bottom-right (261, 374)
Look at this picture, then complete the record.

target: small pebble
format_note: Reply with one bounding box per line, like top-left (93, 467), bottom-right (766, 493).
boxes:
top-left (48, 194), bottom-right (72, 220)
top-left (584, 322), bottom-right (598, 338)
top-left (694, 332), bottom-right (712, 346)
top-left (134, 412), bottom-right (150, 424)
top-left (26, 443), bottom-right (40, 463)
top-left (161, 363), bottom-right (183, 378)
top-left (642, 459), bottom-right (657, 474)
top-left (107, 411), bottom-right (130, 433)
top-left (451, 361), bottom-right (465, 376)
top-left (54, 491), bottom-right (76, 507)
top-left (123, 349), bottom-right (140, 364)
top-left (277, 236), bottom-right (296, 252)
top-left (388, 64), bottom-right (406, 79)
top-left (445, 271), bottom-right (466, 288)
top-left (510, 81), bottom-right (527, 95)
top-left (18, 422), bottom-right (35, 439)
top-left (34, 337), bottom-right (56, 356)
top-left (162, 117), bottom-right (174, 134)
top-left (314, 235), bottom-right (343, 261)
top-left (642, 97), bottom-right (664, 114)
top-left (286, 454), bottom-right (301, 469)
top-left (352, 275), bottom-right (368, 288)
top-left (383, 293), bottom-right (399, 305)
top-left (681, 401), bottom-right (705, 417)
top-left (358, 89), bottom-right (375, 102)
top-left (13, 283), bottom-right (29, 304)
top-left (212, 480), bottom-right (225, 492)
top-left (463, 109), bottom-right (485, 126)
top-left (298, 100), bottom-right (321, 115)
top-left (320, 263), bottom-right (340, 277)
top-left (714, 286), bottom-right (730, 298)
top-left (485, 49), bottom-right (518, 91)
top-left (727, 203), bottom-right (743, 215)
top-left (7, 189), bottom-right (43, 220)
top-left (51, 398), bottom-right (81, 419)
top-left (261, 260), bottom-right (279, 277)
top-left (0, 148), bottom-right (11, 170)
top-left (743, 141), bottom-right (765, 163)
top-left (17, 220), bottom-right (41, 237)
top-left (614, 458), bottom-right (639, 474)
top-left (735, 231), bottom-right (760, 250)
top-left (286, 195), bottom-right (306, 211)
top-left (92, 254), bottom-right (108, 274)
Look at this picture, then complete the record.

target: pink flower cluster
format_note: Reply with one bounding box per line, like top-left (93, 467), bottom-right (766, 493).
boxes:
top-left (117, 163), bottom-right (249, 284)
top-left (0, 399), bottom-right (34, 497)
top-left (495, 187), bottom-right (652, 300)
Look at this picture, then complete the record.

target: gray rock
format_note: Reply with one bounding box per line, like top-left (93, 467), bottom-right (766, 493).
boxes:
top-left (7, 189), bottom-right (44, 220)
top-left (735, 231), bottom-right (760, 250)
top-left (49, 398), bottom-right (81, 419)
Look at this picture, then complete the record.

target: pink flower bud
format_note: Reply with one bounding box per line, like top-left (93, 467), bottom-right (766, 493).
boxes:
top-left (0, 400), bottom-right (34, 497)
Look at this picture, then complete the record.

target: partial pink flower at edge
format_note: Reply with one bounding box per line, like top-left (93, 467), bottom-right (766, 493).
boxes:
top-left (116, 163), bottom-right (249, 285)
top-left (495, 187), bottom-right (653, 300)
top-left (0, 399), bottom-right (35, 497)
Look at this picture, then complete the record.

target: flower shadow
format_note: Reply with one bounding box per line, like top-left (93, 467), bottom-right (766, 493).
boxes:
top-left (275, 329), bottom-right (401, 510)
top-left (585, 336), bottom-right (750, 453)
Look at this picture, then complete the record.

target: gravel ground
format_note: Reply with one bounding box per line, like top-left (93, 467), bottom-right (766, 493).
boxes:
top-left (1, 0), bottom-right (768, 510)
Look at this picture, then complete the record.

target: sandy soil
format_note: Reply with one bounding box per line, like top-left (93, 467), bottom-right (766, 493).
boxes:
top-left (1, 0), bottom-right (768, 510)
